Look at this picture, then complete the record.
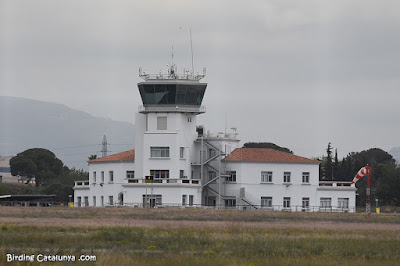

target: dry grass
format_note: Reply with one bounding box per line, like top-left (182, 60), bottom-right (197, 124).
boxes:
top-left (0, 206), bottom-right (399, 265)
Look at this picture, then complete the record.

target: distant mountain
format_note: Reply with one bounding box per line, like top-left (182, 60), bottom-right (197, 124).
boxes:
top-left (0, 96), bottom-right (135, 170)
top-left (389, 147), bottom-right (400, 165)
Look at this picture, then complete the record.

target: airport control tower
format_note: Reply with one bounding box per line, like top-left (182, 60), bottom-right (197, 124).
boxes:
top-left (132, 64), bottom-right (207, 205)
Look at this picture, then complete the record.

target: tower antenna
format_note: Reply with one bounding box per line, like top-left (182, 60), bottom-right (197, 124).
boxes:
top-left (101, 135), bottom-right (108, 158)
top-left (190, 28), bottom-right (195, 78)
top-left (171, 45), bottom-right (174, 65)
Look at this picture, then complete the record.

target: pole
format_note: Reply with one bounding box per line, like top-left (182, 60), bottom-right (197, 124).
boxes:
top-left (145, 178), bottom-right (148, 208)
top-left (366, 170), bottom-right (371, 218)
top-left (190, 28), bottom-right (194, 78)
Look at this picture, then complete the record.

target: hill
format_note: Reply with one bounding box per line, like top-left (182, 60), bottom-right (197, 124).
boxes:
top-left (0, 96), bottom-right (135, 170)
top-left (389, 146), bottom-right (400, 164)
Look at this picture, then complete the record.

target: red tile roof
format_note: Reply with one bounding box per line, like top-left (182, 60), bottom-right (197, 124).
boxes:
top-left (89, 150), bottom-right (135, 163)
top-left (225, 148), bottom-right (320, 164)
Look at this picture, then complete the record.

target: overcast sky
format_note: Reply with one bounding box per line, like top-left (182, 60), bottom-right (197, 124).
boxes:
top-left (1, 0), bottom-right (399, 159)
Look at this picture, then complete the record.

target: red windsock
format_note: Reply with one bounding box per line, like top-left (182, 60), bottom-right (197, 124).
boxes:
top-left (351, 166), bottom-right (371, 184)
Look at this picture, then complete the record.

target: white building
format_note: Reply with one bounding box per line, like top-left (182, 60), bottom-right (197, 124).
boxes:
top-left (74, 65), bottom-right (356, 211)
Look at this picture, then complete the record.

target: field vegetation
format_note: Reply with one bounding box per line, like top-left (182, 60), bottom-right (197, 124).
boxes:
top-left (0, 207), bottom-right (399, 265)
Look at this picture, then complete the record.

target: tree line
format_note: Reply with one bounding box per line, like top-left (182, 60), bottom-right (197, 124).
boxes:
top-left (319, 143), bottom-right (400, 207)
top-left (1, 148), bottom-right (88, 202)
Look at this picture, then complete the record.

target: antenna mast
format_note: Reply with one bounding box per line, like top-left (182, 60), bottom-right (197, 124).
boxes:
top-left (190, 28), bottom-right (195, 78)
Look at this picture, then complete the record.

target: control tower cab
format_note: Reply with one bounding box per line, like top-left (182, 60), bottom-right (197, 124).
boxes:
top-left (138, 65), bottom-right (207, 114)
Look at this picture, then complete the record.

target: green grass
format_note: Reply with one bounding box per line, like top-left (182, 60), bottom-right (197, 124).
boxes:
top-left (1, 224), bottom-right (399, 265)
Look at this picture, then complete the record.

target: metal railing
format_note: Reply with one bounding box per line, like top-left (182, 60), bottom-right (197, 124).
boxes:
top-left (71, 202), bottom-right (357, 212)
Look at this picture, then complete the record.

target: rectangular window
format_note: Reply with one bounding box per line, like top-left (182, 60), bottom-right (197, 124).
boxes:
top-left (283, 197), bottom-right (291, 208)
top-left (180, 170), bottom-right (184, 179)
top-left (180, 147), bottom-right (185, 159)
top-left (302, 172), bottom-right (310, 183)
top-left (101, 171), bottom-right (104, 183)
top-left (84, 196), bottom-right (88, 207)
top-left (283, 172), bottom-right (291, 183)
top-left (150, 170), bottom-right (169, 179)
top-left (109, 171), bottom-right (114, 182)
top-left (157, 116), bottom-right (167, 130)
top-left (101, 196), bottom-right (104, 206)
top-left (261, 197), bottom-right (272, 207)
top-left (320, 198), bottom-right (331, 208)
top-left (225, 199), bottom-right (236, 208)
top-left (261, 171), bottom-right (273, 183)
top-left (302, 197), bottom-right (310, 209)
top-left (226, 171), bottom-right (236, 182)
top-left (126, 171), bottom-right (135, 179)
top-left (77, 197), bottom-right (82, 207)
top-left (150, 147), bottom-right (170, 158)
top-left (338, 198), bottom-right (349, 209)
top-left (93, 196), bottom-right (96, 207)
top-left (109, 196), bottom-right (114, 206)
top-left (189, 195), bottom-right (194, 206)
top-left (182, 195), bottom-right (187, 206)
top-left (93, 171), bottom-right (96, 183)
top-left (209, 171), bottom-right (216, 181)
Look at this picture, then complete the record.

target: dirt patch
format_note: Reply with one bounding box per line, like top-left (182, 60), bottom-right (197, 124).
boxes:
top-left (1, 216), bottom-right (400, 232)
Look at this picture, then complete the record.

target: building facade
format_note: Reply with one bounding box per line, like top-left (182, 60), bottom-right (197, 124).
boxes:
top-left (74, 65), bottom-right (356, 211)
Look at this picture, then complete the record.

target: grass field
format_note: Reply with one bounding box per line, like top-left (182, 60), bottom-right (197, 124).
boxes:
top-left (0, 207), bottom-right (399, 265)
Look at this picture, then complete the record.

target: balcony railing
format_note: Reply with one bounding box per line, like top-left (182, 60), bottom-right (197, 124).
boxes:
top-left (74, 181), bottom-right (89, 187)
top-left (126, 178), bottom-right (201, 185)
top-left (318, 181), bottom-right (354, 187)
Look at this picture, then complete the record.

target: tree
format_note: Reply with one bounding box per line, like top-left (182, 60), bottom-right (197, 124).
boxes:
top-left (243, 142), bottom-right (293, 154)
top-left (323, 142), bottom-right (333, 181)
top-left (88, 155), bottom-right (97, 160)
top-left (10, 148), bottom-right (65, 187)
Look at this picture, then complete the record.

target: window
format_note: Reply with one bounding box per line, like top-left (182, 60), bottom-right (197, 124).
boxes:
top-left (101, 171), bottom-right (104, 183)
top-left (209, 149), bottom-right (217, 158)
top-left (180, 147), bottom-right (185, 159)
top-left (187, 116), bottom-right (192, 122)
top-left (150, 170), bottom-right (169, 179)
top-left (283, 172), bottom-right (291, 183)
top-left (157, 116), bottom-right (167, 130)
top-left (209, 171), bottom-right (216, 181)
top-left (302, 172), bottom-right (310, 183)
top-left (302, 197), bottom-right (310, 209)
top-left (109, 196), bottom-right (114, 206)
top-left (261, 197), bottom-right (272, 207)
top-left (261, 171), bottom-right (273, 183)
top-left (101, 196), bottom-right (104, 206)
top-left (189, 195), bottom-right (194, 206)
top-left (182, 195), bottom-right (187, 206)
top-left (180, 170), bottom-right (185, 179)
top-left (109, 171), bottom-right (114, 182)
top-left (126, 171), bottom-right (135, 179)
top-left (320, 198), bottom-right (331, 208)
top-left (225, 199), bottom-right (236, 208)
top-left (226, 171), bottom-right (236, 182)
top-left (150, 147), bottom-right (170, 158)
top-left (77, 197), bottom-right (82, 207)
top-left (93, 196), bottom-right (96, 207)
top-left (283, 197), bottom-right (291, 208)
top-left (93, 172), bottom-right (96, 183)
top-left (338, 198), bottom-right (349, 209)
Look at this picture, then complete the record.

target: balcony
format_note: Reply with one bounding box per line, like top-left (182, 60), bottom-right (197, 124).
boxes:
top-left (124, 178), bottom-right (201, 186)
top-left (74, 180), bottom-right (89, 189)
top-left (317, 181), bottom-right (356, 191)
